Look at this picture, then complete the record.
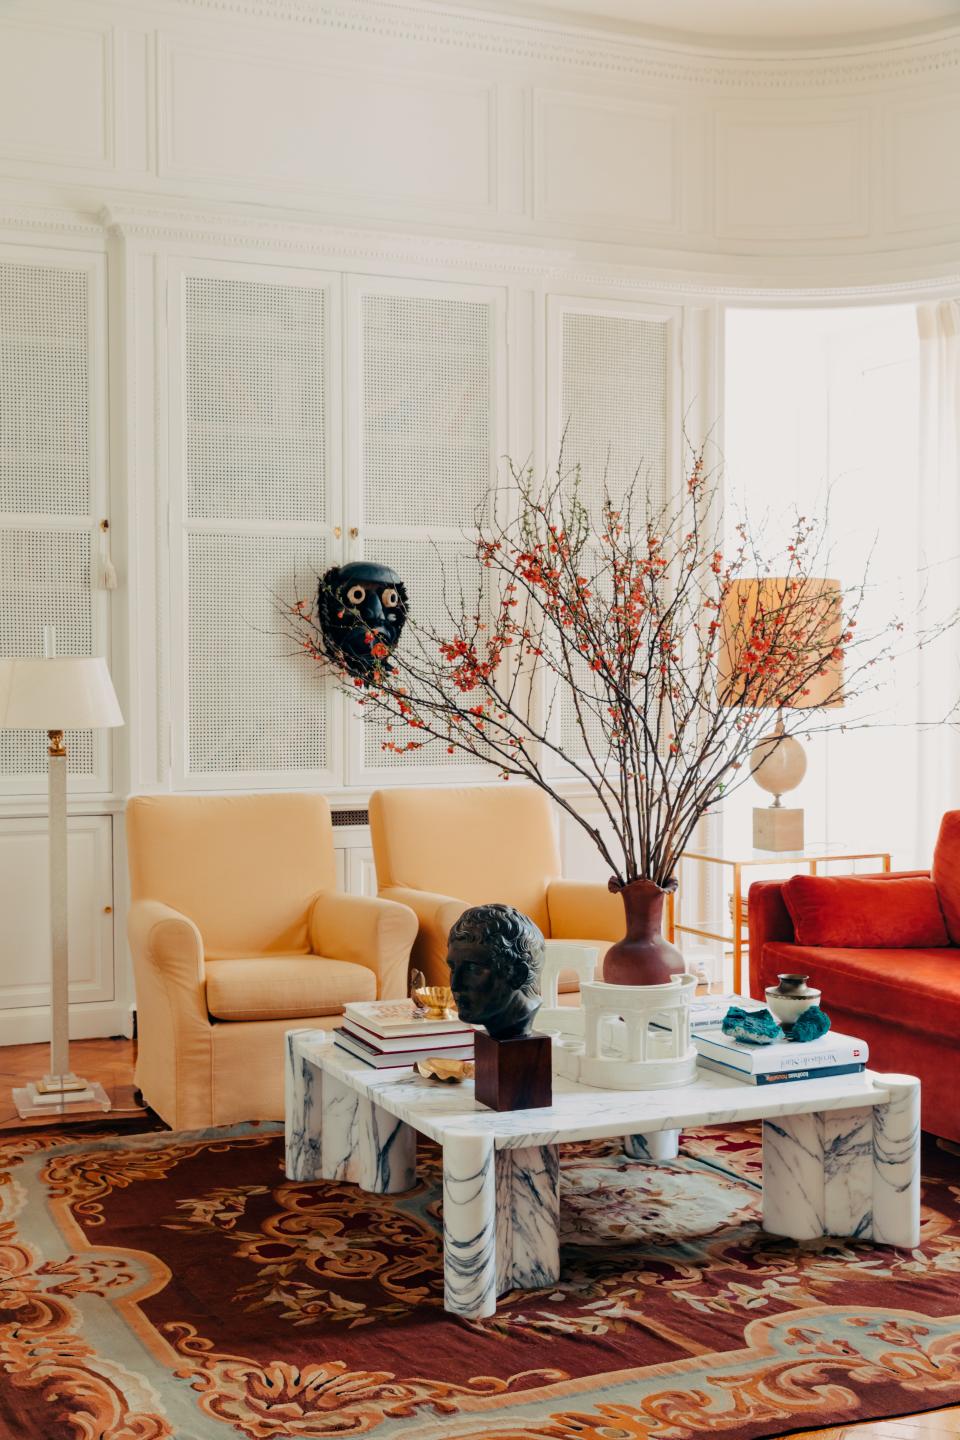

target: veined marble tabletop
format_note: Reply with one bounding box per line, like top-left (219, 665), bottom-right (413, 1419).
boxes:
top-left (289, 1027), bottom-right (897, 1149)
top-left (285, 1029), bottom-right (921, 1320)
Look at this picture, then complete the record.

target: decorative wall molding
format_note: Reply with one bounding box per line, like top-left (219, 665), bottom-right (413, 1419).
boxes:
top-left (0, 199), bottom-right (948, 300)
top-left (155, 0), bottom-right (960, 92)
top-left (157, 33), bottom-right (499, 214)
top-left (0, 204), bottom-right (106, 243)
top-left (100, 203), bottom-right (575, 273)
top-left (714, 106), bottom-right (870, 241)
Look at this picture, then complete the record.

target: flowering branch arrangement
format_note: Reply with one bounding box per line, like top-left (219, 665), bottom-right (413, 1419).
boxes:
top-left (287, 447), bottom-right (928, 892)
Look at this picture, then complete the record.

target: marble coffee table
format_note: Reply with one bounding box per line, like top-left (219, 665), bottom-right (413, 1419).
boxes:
top-left (285, 1029), bottom-right (920, 1320)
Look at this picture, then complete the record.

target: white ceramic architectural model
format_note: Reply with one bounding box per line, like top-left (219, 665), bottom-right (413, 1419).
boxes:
top-left (532, 940), bottom-right (599, 1039)
top-left (553, 973), bottom-right (698, 1090)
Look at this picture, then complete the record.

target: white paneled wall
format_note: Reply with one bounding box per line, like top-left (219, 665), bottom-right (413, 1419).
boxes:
top-left (1, 0), bottom-right (958, 1039)
top-left (2, 3), bottom-right (960, 272)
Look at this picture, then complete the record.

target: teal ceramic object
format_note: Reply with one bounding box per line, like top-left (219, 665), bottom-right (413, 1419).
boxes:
top-left (721, 1005), bottom-right (785, 1045)
top-left (789, 1005), bottom-right (832, 1042)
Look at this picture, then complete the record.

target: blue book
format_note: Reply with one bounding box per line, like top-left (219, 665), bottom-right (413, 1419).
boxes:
top-left (697, 1054), bottom-right (866, 1086)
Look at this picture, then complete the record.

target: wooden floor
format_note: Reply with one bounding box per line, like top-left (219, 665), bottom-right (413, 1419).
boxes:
top-left (0, 1034), bottom-right (152, 1131)
top-left (0, 1037), bottom-right (956, 1440)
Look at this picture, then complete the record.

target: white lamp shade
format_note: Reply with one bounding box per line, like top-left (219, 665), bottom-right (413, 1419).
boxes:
top-left (0, 657), bottom-right (124, 730)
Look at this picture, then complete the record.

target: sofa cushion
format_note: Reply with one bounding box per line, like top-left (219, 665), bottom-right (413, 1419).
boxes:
top-left (933, 810), bottom-right (960, 943)
top-left (759, 941), bottom-right (960, 1043)
top-left (205, 955), bottom-right (376, 1022)
top-left (781, 874), bottom-right (948, 948)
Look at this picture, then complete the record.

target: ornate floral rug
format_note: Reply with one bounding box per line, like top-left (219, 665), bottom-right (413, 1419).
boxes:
top-left (2, 1123), bottom-right (960, 1440)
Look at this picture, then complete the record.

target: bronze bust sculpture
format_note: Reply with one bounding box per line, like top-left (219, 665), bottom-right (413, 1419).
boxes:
top-left (446, 904), bottom-right (545, 1041)
top-left (317, 561), bottom-right (407, 682)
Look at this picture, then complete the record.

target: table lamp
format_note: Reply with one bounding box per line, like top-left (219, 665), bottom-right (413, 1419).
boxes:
top-left (0, 636), bottom-right (123, 1117)
top-left (719, 577), bottom-right (843, 851)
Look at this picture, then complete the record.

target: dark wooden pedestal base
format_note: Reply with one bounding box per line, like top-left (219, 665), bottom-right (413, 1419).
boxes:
top-left (474, 1031), bottom-right (553, 1112)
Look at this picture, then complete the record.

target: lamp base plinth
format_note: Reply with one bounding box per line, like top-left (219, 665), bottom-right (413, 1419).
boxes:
top-left (753, 806), bottom-right (804, 852)
top-left (13, 1078), bottom-right (111, 1119)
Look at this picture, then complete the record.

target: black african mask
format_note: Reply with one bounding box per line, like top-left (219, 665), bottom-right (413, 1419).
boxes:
top-left (317, 561), bottom-right (408, 682)
top-left (446, 904), bottom-right (545, 1041)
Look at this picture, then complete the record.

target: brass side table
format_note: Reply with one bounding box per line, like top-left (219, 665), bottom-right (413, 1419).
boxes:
top-left (666, 844), bottom-right (892, 996)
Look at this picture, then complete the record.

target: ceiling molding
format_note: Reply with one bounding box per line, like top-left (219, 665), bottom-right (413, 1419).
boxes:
top-left (154, 0), bottom-right (960, 90)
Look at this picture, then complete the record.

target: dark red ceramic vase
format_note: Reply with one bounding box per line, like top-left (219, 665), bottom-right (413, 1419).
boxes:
top-left (602, 877), bottom-right (685, 985)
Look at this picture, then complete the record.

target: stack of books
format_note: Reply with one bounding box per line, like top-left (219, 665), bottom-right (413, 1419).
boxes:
top-left (694, 1026), bottom-right (868, 1085)
top-left (335, 999), bottom-right (475, 1070)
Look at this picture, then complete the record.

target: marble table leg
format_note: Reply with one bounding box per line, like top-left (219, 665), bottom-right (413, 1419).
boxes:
top-left (442, 1131), bottom-right (497, 1319)
top-left (871, 1076), bottom-right (921, 1248)
top-left (320, 1070), bottom-right (416, 1194)
top-left (762, 1077), bottom-right (920, 1249)
top-left (495, 1144), bottom-right (560, 1295)
top-left (284, 1032), bottom-right (322, 1182)
top-left (623, 1129), bottom-right (681, 1162)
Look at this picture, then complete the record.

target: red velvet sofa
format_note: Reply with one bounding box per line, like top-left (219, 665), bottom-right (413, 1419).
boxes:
top-left (748, 812), bottom-right (960, 1143)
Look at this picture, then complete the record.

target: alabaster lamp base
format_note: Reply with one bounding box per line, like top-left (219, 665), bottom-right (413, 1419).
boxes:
top-left (14, 1077), bottom-right (111, 1119)
top-left (753, 805), bottom-right (804, 852)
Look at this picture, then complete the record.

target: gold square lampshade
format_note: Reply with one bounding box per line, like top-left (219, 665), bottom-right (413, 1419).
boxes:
top-left (717, 577), bottom-right (844, 711)
top-left (0, 657), bottom-right (124, 731)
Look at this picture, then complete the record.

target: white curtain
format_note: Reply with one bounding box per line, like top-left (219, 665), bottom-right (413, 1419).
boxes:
top-left (914, 299), bottom-right (960, 859)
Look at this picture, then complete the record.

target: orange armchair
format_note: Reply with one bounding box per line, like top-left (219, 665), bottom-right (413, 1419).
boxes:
top-left (126, 793), bottom-right (417, 1129)
top-left (368, 784), bottom-right (625, 988)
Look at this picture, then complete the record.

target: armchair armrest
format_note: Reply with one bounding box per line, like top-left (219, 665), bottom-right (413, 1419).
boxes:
top-left (546, 878), bottom-right (626, 942)
top-left (309, 891), bottom-right (418, 1000)
top-left (126, 898), bottom-right (208, 1025)
top-left (127, 899), bottom-right (206, 998)
top-left (377, 885), bottom-right (468, 988)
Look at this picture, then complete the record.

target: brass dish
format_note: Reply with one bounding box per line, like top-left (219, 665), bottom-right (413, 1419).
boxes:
top-left (412, 985), bottom-right (455, 1019)
top-left (416, 1056), bottom-right (475, 1084)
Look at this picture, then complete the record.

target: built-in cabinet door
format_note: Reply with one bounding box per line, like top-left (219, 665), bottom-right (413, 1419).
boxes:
top-left (0, 247), bottom-right (112, 797)
top-left (542, 294), bottom-right (682, 779)
top-left (344, 274), bottom-right (509, 788)
top-left (0, 814), bottom-right (114, 1042)
top-left (167, 258), bottom-right (343, 791)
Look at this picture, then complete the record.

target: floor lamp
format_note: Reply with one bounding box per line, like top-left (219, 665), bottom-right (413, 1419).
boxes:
top-left (0, 649), bottom-right (123, 1118)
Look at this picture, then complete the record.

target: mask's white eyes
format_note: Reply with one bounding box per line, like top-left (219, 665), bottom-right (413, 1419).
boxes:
top-left (345, 584), bottom-right (366, 606)
top-left (381, 587), bottom-right (400, 610)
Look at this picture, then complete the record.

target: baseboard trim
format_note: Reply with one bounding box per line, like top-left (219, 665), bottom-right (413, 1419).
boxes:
top-left (0, 1004), bottom-right (135, 1048)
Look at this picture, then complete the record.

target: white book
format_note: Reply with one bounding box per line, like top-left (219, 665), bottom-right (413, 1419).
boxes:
top-left (342, 999), bottom-right (471, 1038)
top-left (335, 1031), bottom-right (474, 1070)
top-left (341, 1017), bottom-right (474, 1054)
top-left (651, 992), bottom-right (753, 1033)
top-left (694, 1027), bottom-right (869, 1074)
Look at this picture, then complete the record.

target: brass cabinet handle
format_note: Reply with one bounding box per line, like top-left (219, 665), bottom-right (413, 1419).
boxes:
top-left (103, 905), bottom-right (112, 914)
top-left (349, 526), bottom-right (359, 539)
top-left (333, 526), bottom-right (342, 540)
